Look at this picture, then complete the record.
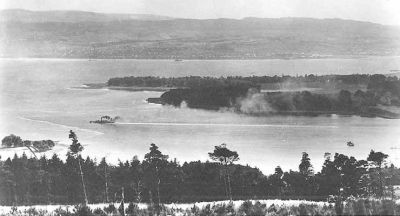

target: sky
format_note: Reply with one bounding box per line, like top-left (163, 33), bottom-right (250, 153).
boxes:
top-left (1, 0), bottom-right (400, 25)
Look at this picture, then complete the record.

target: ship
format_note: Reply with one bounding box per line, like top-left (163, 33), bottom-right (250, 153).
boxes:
top-left (90, 115), bottom-right (119, 124)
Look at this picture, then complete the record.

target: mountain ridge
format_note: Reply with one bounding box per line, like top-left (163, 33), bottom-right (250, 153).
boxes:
top-left (0, 9), bottom-right (174, 22)
top-left (2, 9), bottom-right (396, 27)
top-left (1, 9), bottom-right (399, 59)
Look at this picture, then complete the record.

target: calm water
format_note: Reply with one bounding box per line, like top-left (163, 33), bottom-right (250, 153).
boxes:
top-left (1, 57), bottom-right (400, 174)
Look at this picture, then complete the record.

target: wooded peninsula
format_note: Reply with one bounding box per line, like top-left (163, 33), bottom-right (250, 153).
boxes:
top-left (106, 74), bottom-right (400, 118)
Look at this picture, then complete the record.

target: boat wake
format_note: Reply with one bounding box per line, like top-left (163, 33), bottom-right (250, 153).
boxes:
top-left (65, 86), bottom-right (109, 91)
top-left (114, 122), bottom-right (338, 128)
top-left (18, 116), bottom-right (104, 135)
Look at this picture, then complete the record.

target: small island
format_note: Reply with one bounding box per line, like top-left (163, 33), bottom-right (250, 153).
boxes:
top-left (1, 134), bottom-right (56, 154)
top-left (104, 74), bottom-right (400, 119)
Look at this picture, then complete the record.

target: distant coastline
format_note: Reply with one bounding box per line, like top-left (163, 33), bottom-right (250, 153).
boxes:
top-left (1, 55), bottom-right (400, 61)
top-left (77, 83), bottom-right (173, 92)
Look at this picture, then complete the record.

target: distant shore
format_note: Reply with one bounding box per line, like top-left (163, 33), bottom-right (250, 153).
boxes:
top-left (1, 55), bottom-right (400, 61)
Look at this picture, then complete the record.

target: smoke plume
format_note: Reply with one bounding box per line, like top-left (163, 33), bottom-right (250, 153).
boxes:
top-left (238, 90), bottom-right (274, 114)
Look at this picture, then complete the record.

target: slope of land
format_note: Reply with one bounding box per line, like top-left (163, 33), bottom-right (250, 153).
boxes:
top-left (1, 10), bottom-right (400, 59)
top-left (0, 9), bottom-right (173, 23)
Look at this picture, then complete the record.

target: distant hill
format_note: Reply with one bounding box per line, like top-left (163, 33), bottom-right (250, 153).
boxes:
top-left (0, 10), bottom-right (399, 59)
top-left (0, 9), bottom-right (173, 22)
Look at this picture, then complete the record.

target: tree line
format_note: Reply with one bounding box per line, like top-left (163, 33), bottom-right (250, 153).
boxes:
top-left (1, 134), bottom-right (55, 152)
top-left (159, 87), bottom-right (400, 118)
top-left (134, 74), bottom-right (400, 117)
top-left (107, 74), bottom-right (397, 88)
top-left (0, 131), bottom-right (399, 206)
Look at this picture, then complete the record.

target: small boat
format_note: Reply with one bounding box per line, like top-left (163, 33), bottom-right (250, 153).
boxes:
top-left (90, 116), bottom-right (119, 124)
top-left (347, 141), bottom-right (355, 147)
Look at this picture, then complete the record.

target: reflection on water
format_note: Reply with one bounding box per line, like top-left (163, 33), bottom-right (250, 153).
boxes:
top-left (1, 58), bottom-right (400, 174)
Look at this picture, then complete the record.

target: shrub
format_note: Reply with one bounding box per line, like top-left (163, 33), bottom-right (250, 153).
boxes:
top-left (238, 201), bottom-right (267, 216)
top-left (126, 202), bottom-right (141, 215)
top-left (54, 207), bottom-right (73, 216)
top-left (73, 205), bottom-right (93, 216)
top-left (190, 204), bottom-right (200, 215)
top-left (267, 204), bottom-right (277, 214)
top-left (2, 134), bottom-right (23, 147)
top-left (23, 207), bottom-right (48, 216)
top-left (199, 204), bottom-right (212, 216)
top-left (103, 203), bottom-right (117, 214)
top-left (93, 208), bottom-right (107, 216)
top-left (299, 204), bottom-right (308, 215)
top-left (354, 199), bottom-right (367, 215)
top-left (341, 198), bottom-right (400, 216)
top-left (212, 203), bottom-right (235, 216)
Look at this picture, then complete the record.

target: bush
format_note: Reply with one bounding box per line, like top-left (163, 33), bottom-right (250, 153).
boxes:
top-left (238, 201), bottom-right (267, 216)
top-left (103, 203), bottom-right (117, 214)
top-left (23, 207), bottom-right (47, 216)
top-left (342, 198), bottom-right (400, 216)
top-left (126, 202), bottom-right (141, 215)
top-left (199, 204), bottom-right (212, 216)
top-left (73, 205), bottom-right (93, 216)
top-left (211, 203), bottom-right (235, 216)
top-left (93, 208), bottom-right (107, 216)
top-left (54, 207), bottom-right (73, 216)
top-left (2, 134), bottom-right (23, 147)
top-left (32, 140), bottom-right (55, 151)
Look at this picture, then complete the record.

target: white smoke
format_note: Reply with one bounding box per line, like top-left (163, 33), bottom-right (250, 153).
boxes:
top-left (238, 90), bottom-right (274, 114)
top-left (180, 101), bottom-right (188, 109)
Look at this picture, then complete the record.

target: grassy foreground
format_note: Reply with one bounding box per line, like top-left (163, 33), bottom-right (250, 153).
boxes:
top-left (1, 198), bottom-right (399, 216)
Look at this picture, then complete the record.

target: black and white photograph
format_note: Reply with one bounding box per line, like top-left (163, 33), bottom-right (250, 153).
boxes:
top-left (0, 0), bottom-right (400, 215)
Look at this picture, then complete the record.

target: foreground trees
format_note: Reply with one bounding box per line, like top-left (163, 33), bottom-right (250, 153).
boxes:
top-left (0, 139), bottom-right (398, 205)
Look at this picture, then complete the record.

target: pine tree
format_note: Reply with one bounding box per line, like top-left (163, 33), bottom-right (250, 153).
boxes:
top-left (299, 152), bottom-right (313, 177)
top-left (367, 150), bottom-right (388, 197)
top-left (67, 130), bottom-right (88, 205)
top-left (144, 143), bottom-right (168, 210)
top-left (209, 143), bottom-right (239, 201)
top-left (99, 157), bottom-right (109, 203)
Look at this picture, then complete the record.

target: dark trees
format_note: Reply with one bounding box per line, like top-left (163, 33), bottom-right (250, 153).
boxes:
top-left (1, 134), bottom-right (23, 147)
top-left (0, 133), bottom-right (398, 206)
top-left (143, 143), bottom-right (168, 207)
top-left (299, 152), bottom-right (313, 177)
top-left (316, 153), bottom-right (368, 197)
top-left (367, 150), bottom-right (389, 197)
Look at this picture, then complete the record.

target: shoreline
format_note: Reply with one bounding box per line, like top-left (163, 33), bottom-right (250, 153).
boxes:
top-left (1, 55), bottom-right (400, 61)
top-left (77, 83), bottom-right (174, 92)
top-left (146, 98), bottom-right (400, 119)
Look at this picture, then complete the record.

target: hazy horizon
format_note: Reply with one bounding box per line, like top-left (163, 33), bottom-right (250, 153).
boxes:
top-left (2, 8), bottom-right (399, 27)
top-left (1, 0), bottom-right (400, 26)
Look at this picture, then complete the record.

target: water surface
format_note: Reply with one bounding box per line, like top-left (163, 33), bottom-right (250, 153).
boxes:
top-left (1, 58), bottom-right (400, 174)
